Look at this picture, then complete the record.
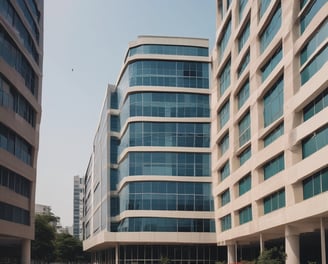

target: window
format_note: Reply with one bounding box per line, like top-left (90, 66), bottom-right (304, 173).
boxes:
top-left (300, 0), bottom-right (310, 8)
top-left (239, 0), bottom-right (248, 21)
top-left (259, 0), bottom-right (271, 18)
top-left (239, 146), bottom-right (251, 166)
top-left (300, 0), bottom-right (328, 33)
top-left (219, 59), bottom-right (231, 95)
top-left (302, 125), bottom-right (328, 158)
top-left (303, 167), bottom-right (328, 199)
top-left (239, 112), bottom-right (251, 147)
top-left (219, 19), bottom-right (232, 60)
top-left (263, 77), bottom-right (284, 127)
top-left (301, 44), bottom-right (328, 85)
top-left (260, 4), bottom-right (281, 53)
top-left (0, 201), bottom-right (30, 225)
top-left (221, 214), bottom-right (232, 231)
top-left (239, 205), bottom-right (252, 225)
top-left (110, 115), bottom-right (120, 132)
top-left (221, 189), bottom-right (230, 206)
top-left (238, 21), bottom-right (250, 52)
top-left (219, 133), bottom-right (229, 155)
top-left (239, 173), bottom-right (251, 196)
top-left (264, 189), bottom-right (285, 214)
top-left (237, 50), bottom-right (250, 77)
top-left (264, 123), bottom-right (284, 147)
top-left (219, 100), bottom-right (230, 129)
top-left (261, 46), bottom-right (282, 82)
top-left (303, 88), bottom-right (328, 121)
top-left (237, 80), bottom-right (250, 109)
top-left (220, 161), bottom-right (230, 181)
top-left (263, 154), bottom-right (285, 180)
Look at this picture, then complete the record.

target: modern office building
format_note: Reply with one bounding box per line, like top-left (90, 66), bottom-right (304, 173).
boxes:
top-left (212, 0), bottom-right (328, 263)
top-left (82, 36), bottom-right (226, 263)
top-left (0, 0), bottom-right (43, 263)
top-left (73, 175), bottom-right (84, 240)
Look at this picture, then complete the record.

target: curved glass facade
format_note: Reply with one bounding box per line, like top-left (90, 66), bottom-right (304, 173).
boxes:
top-left (119, 181), bottom-right (213, 212)
top-left (117, 217), bottom-right (215, 232)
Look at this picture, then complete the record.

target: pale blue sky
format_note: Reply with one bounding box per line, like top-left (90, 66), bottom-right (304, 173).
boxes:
top-left (37, 0), bottom-right (216, 227)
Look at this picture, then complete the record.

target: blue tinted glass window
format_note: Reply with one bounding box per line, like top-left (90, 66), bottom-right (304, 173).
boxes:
top-left (302, 125), bottom-right (328, 158)
top-left (220, 161), bottom-right (230, 181)
top-left (300, 0), bottom-right (328, 33)
top-left (303, 167), bottom-right (328, 199)
top-left (263, 154), bottom-right (285, 180)
top-left (239, 205), bottom-right (252, 225)
top-left (238, 21), bottom-right (250, 52)
top-left (239, 173), bottom-right (251, 196)
top-left (239, 146), bottom-right (251, 166)
top-left (259, 0), bottom-right (271, 18)
top-left (0, 201), bottom-right (30, 225)
top-left (261, 46), bottom-right (283, 82)
top-left (219, 133), bottom-right (229, 155)
top-left (260, 4), bottom-right (281, 53)
top-left (221, 189), bottom-right (230, 206)
top-left (219, 100), bottom-right (230, 129)
top-left (220, 59), bottom-right (231, 95)
top-left (239, 112), bottom-right (250, 147)
top-left (237, 51), bottom-right (250, 77)
top-left (238, 80), bottom-right (250, 109)
top-left (264, 123), bottom-right (284, 147)
top-left (303, 88), bottom-right (328, 121)
top-left (263, 189), bottom-right (285, 214)
top-left (264, 77), bottom-right (284, 127)
top-left (219, 19), bottom-right (232, 60)
top-left (221, 214), bottom-right (231, 231)
top-left (239, 0), bottom-right (248, 21)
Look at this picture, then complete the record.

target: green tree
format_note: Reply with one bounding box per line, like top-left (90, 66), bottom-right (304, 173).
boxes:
top-left (56, 233), bottom-right (81, 263)
top-left (31, 214), bottom-right (56, 263)
top-left (256, 246), bottom-right (286, 264)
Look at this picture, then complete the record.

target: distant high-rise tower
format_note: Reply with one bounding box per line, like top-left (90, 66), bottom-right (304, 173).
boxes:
top-left (73, 175), bottom-right (84, 240)
top-left (212, 1), bottom-right (328, 263)
top-left (82, 36), bottom-right (226, 263)
top-left (0, 0), bottom-right (43, 263)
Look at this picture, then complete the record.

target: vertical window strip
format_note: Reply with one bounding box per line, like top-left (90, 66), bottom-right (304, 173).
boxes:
top-left (264, 123), bottom-right (284, 147)
top-left (303, 87), bottom-right (328, 121)
top-left (238, 21), bottom-right (250, 52)
top-left (239, 146), bottom-right (251, 166)
top-left (237, 51), bottom-right (250, 77)
top-left (219, 59), bottom-right (231, 95)
top-left (239, 205), bottom-right (252, 224)
top-left (219, 133), bottom-right (229, 155)
top-left (261, 46), bottom-right (283, 82)
top-left (303, 167), bottom-right (328, 199)
top-left (300, 0), bottom-right (328, 34)
top-left (219, 20), bottom-right (232, 60)
top-left (239, 0), bottom-right (248, 22)
top-left (239, 173), bottom-right (251, 196)
top-left (302, 124), bottom-right (328, 158)
top-left (221, 189), bottom-right (230, 206)
top-left (263, 154), bottom-right (285, 180)
top-left (263, 189), bottom-right (285, 214)
top-left (239, 112), bottom-right (251, 147)
top-left (219, 100), bottom-right (230, 129)
top-left (259, 0), bottom-right (271, 18)
top-left (237, 80), bottom-right (250, 109)
top-left (221, 214), bottom-right (232, 231)
top-left (220, 161), bottom-right (230, 181)
top-left (263, 77), bottom-right (284, 127)
top-left (260, 4), bottom-right (282, 53)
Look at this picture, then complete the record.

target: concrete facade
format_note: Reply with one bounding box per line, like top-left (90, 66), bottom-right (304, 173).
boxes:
top-left (212, 0), bottom-right (328, 263)
top-left (0, 0), bottom-right (43, 263)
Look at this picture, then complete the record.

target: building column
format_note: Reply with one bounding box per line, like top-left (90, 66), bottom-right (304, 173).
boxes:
top-left (321, 218), bottom-right (326, 264)
top-left (285, 225), bottom-right (300, 264)
top-left (115, 244), bottom-right (119, 264)
top-left (21, 239), bottom-right (31, 264)
top-left (260, 233), bottom-right (264, 253)
top-left (227, 244), bottom-right (236, 264)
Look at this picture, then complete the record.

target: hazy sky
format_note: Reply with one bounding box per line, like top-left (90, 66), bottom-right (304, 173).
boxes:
top-left (37, 0), bottom-right (216, 227)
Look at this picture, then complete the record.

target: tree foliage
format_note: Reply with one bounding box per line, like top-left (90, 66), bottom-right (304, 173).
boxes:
top-left (256, 247), bottom-right (286, 264)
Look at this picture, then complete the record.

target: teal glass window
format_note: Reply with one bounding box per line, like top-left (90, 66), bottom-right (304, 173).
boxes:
top-left (261, 46), bottom-right (283, 82)
top-left (219, 19), bottom-right (232, 60)
top-left (301, 0), bottom-right (310, 8)
top-left (239, 112), bottom-right (251, 147)
top-left (0, 201), bottom-right (30, 225)
top-left (264, 123), bottom-right (284, 147)
top-left (239, 146), bottom-right (251, 166)
top-left (239, 173), bottom-right (251, 196)
top-left (237, 80), bottom-right (250, 109)
top-left (263, 189), bottom-right (285, 214)
top-left (302, 125), bottom-right (328, 158)
top-left (221, 189), bottom-right (230, 206)
top-left (263, 154), bottom-right (285, 180)
top-left (303, 88), bottom-right (328, 121)
top-left (300, 0), bottom-right (328, 33)
top-left (129, 44), bottom-right (208, 57)
top-left (220, 59), bottom-right (231, 95)
top-left (220, 161), bottom-right (230, 181)
top-left (301, 44), bottom-right (328, 85)
top-left (238, 21), bottom-right (250, 52)
top-left (301, 20), bottom-right (328, 65)
top-left (239, 0), bottom-right (248, 21)
top-left (303, 167), bottom-right (328, 199)
top-left (221, 214), bottom-right (232, 231)
top-left (110, 115), bottom-right (120, 132)
top-left (237, 50), bottom-right (250, 77)
top-left (110, 137), bottom-right (119, 164)
top-left (263, 76), bottom-right (284, 127)
top-left (219, 133), bottom-right (229, 155)
top-left (259, 0), bottom-right (271, 18)
top-left (239, 205), bottom-right (252, 225)
top-left (219, 100), bottom-right (230, 129)
top-left (260, 4), bottom-right (281, 53)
